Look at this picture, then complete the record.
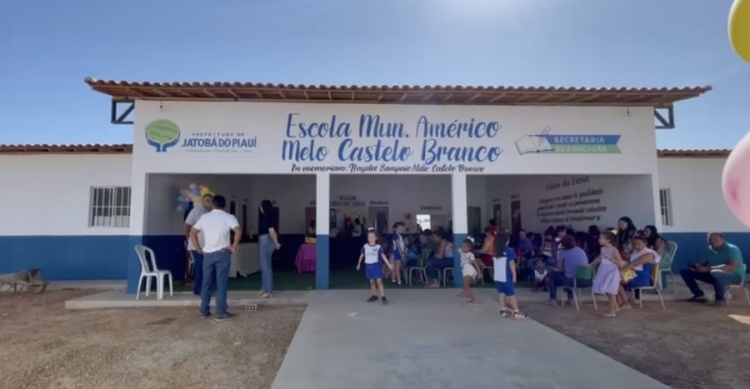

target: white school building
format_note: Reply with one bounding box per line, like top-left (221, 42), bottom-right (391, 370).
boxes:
top-left (0, 80), bottom-right (744, 292)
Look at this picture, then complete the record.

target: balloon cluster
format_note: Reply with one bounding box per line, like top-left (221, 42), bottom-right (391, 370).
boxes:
top-left (723, 1), bottom-right (750, 227)
top-left (175, 183), bottom-right (214, 212)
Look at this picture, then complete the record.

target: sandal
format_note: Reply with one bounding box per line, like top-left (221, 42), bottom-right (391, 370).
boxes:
top-left (499, 307), bottom-right (511, 317)
top-left (513, 311), bottom-right (528, 320)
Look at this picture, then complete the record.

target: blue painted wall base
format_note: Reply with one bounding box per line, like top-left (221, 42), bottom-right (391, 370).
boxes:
top-left (316, 234), bottom-right (330, 290)
top-left (0, 235), bottom-right (130, 280)
top-left (660, 232), bottom-right (750, 288)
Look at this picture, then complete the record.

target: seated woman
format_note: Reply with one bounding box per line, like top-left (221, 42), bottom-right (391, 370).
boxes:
top-left (643, 225), bottom-right (666, 255)
top-left (617, 235), bottom-right (660, 308)
top-left (548, 235), bottom-right (590, 305)
top-left (425, 228), bottom-right (453, 288)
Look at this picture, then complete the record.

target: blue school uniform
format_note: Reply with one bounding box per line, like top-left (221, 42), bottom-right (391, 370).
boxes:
top-left (362, 243), bottom-right (385, 280)
top-left (493, 247), bottom-right (517, 296)
top-left (392, 233), bottom-right (404, 261)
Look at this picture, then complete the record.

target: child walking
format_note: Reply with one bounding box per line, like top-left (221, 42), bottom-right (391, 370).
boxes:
top-left (590, 231), bottom-right (624, 317)
top-left (493, 232), bottom-right (527, 319)
top-left (357, 229), bottom-right (394, 304)
top-left (390, 222), bottom-right (406, 285)
top-left (458, 238), bottom-right (482, 304)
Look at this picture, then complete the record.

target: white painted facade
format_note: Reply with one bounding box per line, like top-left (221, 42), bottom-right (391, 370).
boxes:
top-left (657, 157), bottom-right (746, 233)
top-left (0, 154), bottom-right (132, 236)
top-left (0, 153), bottom-right (739, 237)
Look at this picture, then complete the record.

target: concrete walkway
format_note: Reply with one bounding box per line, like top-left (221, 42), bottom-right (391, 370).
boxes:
top-left (271, 289), bottom-right (669, 389)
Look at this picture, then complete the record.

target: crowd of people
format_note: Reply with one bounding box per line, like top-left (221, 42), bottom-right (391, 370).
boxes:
top-left (357, 216), bottom-right (683, 319)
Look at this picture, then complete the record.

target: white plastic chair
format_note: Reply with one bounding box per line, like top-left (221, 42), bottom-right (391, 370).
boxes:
top-left (724, 264), bottom-right (749, 306)
top-left (659, 241), bottom-right (678, 293)
top-left (135, 245), bottom-right (173, 300)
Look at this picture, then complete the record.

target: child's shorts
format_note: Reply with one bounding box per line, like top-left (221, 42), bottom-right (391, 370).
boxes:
top-left (393, 250), bottom-right (403, 261)
top-left (365, 263), bottom-right (384, 280)
top-left (495, 281), bottom-right (516, 296)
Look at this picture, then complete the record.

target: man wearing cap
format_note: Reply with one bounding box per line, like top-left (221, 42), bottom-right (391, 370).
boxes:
top-left (680, 232), bottom-right (745, 303)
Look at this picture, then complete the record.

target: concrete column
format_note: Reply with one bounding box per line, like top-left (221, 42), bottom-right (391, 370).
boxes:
top-left (451, 173), bottom-right (468, 288)
top-left (315, 173), bottom-right (331, 290)
top-left (126, 172), bottom-right (148, 294)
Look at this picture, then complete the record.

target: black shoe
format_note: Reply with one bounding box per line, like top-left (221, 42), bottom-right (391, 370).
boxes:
top-left (200, 312), bottom-right (211, 319)
top-left (381, 297), bottom-right (388, 305)
top-left (686, 295), bottom-right (707, 303)
top-left (367, 295), bottom-right (378, 302)
top-left (215, 312), bottom-right (236, 321)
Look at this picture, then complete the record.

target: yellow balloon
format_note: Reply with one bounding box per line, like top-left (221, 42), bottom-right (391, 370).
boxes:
top-left (730, 0), bottom-right (750, 62)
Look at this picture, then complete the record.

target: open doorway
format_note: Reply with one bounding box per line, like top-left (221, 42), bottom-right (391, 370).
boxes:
top-left (144, 174), bottom-right (317, 290)
top-left (328, 174), bottom-right (453, 288)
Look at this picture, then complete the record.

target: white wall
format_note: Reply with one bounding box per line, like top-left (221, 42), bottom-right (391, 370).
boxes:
top-left (133, 101), bottom-right (657, 176)
top-left (0, 154), bottom-right (132, 235)
top-left (484, 174), bottom-right (656, 233)
top-left (2, 153), bottom-right (741, 237)
top-left (658, 157), bottom-right (745, 233)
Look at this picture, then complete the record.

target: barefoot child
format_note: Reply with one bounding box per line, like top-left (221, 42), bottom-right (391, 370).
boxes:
top-left (390, 222), bottom-right (406, 285)
top-left (590, 231), bottom-right (623, 317)
top-left (458, 238), bottom-right (482, 304)
top-left (357, 230), bottom-right (394, 304)
top-left (493, 232), bottom-right (527, 319)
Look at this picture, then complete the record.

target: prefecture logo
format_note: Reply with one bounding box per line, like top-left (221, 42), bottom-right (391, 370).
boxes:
top-left (145, 119), bottom-right (181, 152)
top-left (515, 127), bottom-right (621, 155)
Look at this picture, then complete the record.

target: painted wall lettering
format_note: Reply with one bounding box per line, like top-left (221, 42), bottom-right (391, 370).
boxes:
top-left (282, 113), bottom-right (503, 172)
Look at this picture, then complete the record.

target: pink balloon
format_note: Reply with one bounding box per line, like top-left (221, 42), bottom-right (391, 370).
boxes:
top-left (723, 131), bottom-right (750, 227)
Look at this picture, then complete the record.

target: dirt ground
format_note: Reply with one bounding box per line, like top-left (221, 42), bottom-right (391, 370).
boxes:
top-left (524, 299), bottom-right (750, 389)
top-left (0, 290), bottom-right (304, 389)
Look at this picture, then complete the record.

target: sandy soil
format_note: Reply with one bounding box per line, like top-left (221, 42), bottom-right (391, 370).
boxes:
top-left (524, 299), bottom-right (750, 389)
top-left (0, 290), bottom-right (304, 389)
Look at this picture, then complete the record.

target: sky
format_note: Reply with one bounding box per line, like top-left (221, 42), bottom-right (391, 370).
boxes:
top-left (0, 0), bottom-right (747, 149)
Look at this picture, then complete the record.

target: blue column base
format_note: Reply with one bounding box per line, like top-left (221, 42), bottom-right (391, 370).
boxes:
top-left (316, 234), bottom-right (330, 290)
top-left (453, 233), bottom-right (468, 288)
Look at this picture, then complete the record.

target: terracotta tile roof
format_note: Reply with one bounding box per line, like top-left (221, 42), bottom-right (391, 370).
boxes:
top-left (657, 149), bottom-right (730, 157)
top-left (0, 144), bottom-right (731, 157)
top-left (85, 78), bottom-right (710, 107)
top-left (0, 144), bottom-right (132, 154)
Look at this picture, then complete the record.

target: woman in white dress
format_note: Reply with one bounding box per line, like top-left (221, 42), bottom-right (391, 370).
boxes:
top-left (458, 238), bottom-right (482, 304)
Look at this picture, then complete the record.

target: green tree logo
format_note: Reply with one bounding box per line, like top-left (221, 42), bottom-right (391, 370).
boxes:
top-left (145, 120), bottom-right (180, 152)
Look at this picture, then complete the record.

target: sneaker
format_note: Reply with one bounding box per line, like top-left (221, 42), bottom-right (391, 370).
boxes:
top-left (200, 312), bottom-right (211, 319)
top-left (513, 311), bottom-right (528, 320)
top-left (500, 308), bottom-right (511, 317)
top-left (215, 313), bottom-right (236, 322)
top-left (367, 295), bottom-right (378, 302)
top-left (381, 297), bottom-right (389, 305)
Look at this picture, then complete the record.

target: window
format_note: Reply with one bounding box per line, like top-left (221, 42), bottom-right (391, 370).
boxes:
top-left (416, 214), bottom-right (431, 230)
top-left (89, 187), bottom-right (131, 228)
top-left (659, 188), bottom-right (673, 227)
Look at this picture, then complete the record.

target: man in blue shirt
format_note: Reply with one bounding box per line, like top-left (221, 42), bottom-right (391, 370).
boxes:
top-left (680, 232), bottom-right (745, 303)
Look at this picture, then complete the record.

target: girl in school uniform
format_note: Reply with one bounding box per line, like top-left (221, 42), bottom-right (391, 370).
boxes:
top-left (458, 238), bottom-right (482, 304)
top-left (390, 222), bottom-right (406, 285)
top-left (357, 229), bottom-right (394, 304)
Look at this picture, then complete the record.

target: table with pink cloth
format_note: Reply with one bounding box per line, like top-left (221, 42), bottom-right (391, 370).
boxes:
top-left (295, 244), bottom-right (317, 273)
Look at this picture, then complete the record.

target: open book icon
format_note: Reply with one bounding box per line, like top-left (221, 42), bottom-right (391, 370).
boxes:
top-left (515, 127), bottom-right (553, 155)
